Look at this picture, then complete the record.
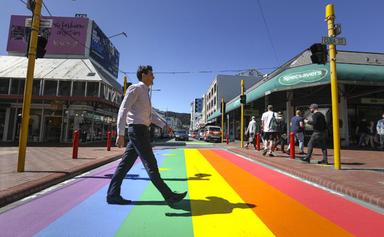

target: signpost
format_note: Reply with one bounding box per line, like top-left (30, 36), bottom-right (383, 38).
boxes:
top-left (321, 36), bottom-right (346, 45)
top-left (25, 18), bottom-right (52, 28)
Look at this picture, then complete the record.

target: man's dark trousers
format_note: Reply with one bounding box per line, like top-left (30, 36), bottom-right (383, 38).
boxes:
top-left (305, 131), bottom-right (327, 161)
top-left (107, 124), bottom-right (173, 199)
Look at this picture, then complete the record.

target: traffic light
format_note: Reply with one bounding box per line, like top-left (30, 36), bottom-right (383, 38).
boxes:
top-left (240, 95), bottom-right (246, 105)
top-left (310, 43), bottom-right (328, 64)
top-left (220, 101), bottom-right (226, 113)
top-left (36, 35), bottom-right (48, 58)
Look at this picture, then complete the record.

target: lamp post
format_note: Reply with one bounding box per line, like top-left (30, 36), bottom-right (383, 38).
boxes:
top-left (108, 32), bottom-right (127, 39)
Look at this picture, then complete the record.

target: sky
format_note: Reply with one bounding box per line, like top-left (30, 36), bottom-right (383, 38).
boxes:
top-left (1, 0), bottom-right (384, 113)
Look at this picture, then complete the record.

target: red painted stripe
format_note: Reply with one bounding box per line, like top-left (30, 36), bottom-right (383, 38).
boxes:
top-left (211, 149), bottom-right (384, 237)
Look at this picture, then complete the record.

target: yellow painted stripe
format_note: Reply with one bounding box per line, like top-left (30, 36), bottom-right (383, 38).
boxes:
top-left (184, 149), bottom-right (275, 237)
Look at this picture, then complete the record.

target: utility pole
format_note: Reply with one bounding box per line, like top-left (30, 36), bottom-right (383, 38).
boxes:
top-left (221, 97), bottom-right (224, 143)
top-left (326, 4), bottom-right (341, 170)
top-left (240, 80), bottom-right (244, 148)
top-left (17, 0), bottom-right (43, 172)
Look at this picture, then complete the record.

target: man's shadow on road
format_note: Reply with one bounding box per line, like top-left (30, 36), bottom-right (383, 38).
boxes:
top-left (131, 196), bottom-right (256, 217)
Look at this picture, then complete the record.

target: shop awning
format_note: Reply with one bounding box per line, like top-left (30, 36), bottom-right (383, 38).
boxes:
top-left (209, 61), bottom-right (384, 120)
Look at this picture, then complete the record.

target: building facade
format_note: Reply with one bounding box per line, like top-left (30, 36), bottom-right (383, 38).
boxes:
top-left (205, 74), bottom-right (262, 122)
top-left (0, 15), bottom-right (123, 144)
top-left (207, 49), bottom-right (384, 147)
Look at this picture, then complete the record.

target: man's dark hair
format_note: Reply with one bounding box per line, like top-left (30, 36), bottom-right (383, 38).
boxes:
top-left (137, 65), bottom-right (153, 81)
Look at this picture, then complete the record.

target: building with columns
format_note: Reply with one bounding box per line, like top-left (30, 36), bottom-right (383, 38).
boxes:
top-left (0, 15), bottom-right (123, 144)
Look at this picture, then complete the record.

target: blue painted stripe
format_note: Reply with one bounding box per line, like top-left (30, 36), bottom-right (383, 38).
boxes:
top-left (35, 150), bottom-right (169, 237)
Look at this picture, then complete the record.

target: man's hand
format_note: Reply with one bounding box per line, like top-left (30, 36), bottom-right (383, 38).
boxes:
top-left (116, 135), bottom-right (125, 148)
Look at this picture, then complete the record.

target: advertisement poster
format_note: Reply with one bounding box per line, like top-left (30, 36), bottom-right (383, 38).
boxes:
top-left (89, 21), bottom-right (120, 78)
top-left (7, 15), bottom-right (88, 55)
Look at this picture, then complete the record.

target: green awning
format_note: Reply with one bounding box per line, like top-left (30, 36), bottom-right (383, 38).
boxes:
top-left (208, 62), bottom-right (384, 120)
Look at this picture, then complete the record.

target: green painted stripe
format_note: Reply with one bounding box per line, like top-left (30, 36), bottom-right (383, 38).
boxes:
top-left (115, 149), bottom-right (194, 237)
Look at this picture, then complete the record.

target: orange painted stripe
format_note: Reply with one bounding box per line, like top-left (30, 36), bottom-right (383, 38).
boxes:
top-left (199, 150), bottom-right (353, 237)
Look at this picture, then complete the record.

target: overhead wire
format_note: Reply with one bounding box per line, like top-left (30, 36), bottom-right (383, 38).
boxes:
top-left (256, 0), bottom-right (279, 65)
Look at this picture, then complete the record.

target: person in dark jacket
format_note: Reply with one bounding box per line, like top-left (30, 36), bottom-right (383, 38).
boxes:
top-left (301, 104), bottom-right (328, 164)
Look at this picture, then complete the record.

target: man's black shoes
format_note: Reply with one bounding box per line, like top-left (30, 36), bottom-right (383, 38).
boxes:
top-left (106, 196), bottom-right (132, 205)
top-left (166, 191), bottom-right (187, 206)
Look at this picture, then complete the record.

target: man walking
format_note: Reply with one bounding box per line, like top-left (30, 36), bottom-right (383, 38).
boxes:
top-left (301, 104), bottom-right (328, 164)
top-left (286, 110), bottom-right (305, 154)
top-left (107, 65), bottom-right (187, 206)
top-left (376, 112), bottom-right (384, 149)
top-left (245, 116), bottom-right (258, 148)
top-left (261, 105), bottom-right (279, 156)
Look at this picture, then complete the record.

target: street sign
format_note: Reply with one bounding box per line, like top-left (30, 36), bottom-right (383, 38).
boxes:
top-left (321, 36), bottom-right (347, 45)
top-left (25, 18), bottom-right (53, 28)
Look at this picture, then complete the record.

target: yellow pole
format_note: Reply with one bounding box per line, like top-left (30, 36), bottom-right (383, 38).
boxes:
top-left (240, 80), bottom-right (244, 148)
top-left (123, 76), bottom-right (127, 95)
top-left (221, 97), bottom-right (224, 143)
top-left (17, 0), bottom-right (43, 172)
top-left (326, 4), bottom-right (341, 170)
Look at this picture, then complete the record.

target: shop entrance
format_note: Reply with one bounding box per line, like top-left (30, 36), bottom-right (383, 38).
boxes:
top-left (44, 116), bottom-right (62, 143)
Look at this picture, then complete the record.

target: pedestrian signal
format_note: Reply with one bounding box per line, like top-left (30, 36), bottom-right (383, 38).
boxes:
top-left (240, 95), bottom-right (246, 104)
top-left (310, 43), bottom-right (328, 64)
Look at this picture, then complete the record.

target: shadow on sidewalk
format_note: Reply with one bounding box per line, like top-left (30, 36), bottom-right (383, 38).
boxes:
top-left (77, 173), bottom-right (212, 181)
top-left (130, 196), bottom-right (256, 217)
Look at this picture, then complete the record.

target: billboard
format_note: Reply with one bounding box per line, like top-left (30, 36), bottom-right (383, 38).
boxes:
top-left (89, 21), bottom-right (119, 78)
top-left (7, 15), bottom-right (88, 55)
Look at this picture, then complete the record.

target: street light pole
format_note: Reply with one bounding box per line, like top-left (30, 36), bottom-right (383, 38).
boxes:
top-left (17, 0), bottom-right (43, 172)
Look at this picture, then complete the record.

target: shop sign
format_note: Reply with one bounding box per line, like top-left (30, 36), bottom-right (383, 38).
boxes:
top-left (278, 69), bottom-right (328, 86)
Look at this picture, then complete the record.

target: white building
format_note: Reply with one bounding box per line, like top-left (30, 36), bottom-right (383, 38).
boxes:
top-left (190, 97), bottom-right (203, 131)
top-left (205, 73), bottom-right (262, 122)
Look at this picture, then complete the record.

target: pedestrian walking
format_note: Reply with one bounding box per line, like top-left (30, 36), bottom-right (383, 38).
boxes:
top-left (286, 110), bottom-right (305, 154)
top-left (301, 104), bottom-right (328, 164)
top-left (274, 111), bottom-right (287, 152)
top-left (245, 116), bottom-right (258, 148)
top-left (107, 65), bottom-right (187, 206)
top-left (376, 112), bottom-right (384, 149)
top-left (261, 105), bottom-right (279, 157)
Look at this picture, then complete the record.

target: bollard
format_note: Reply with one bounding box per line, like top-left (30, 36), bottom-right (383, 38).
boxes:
top-left (256, 133), bottom-right (261, 151)
top-left (72, 130), bottom-right (79, 159)
top-left (226, 132), bottom-right (229, 144)
top-left (107, 131), bottom-right (112, 151)
top-left (290, 132), bottom-right (295, 159)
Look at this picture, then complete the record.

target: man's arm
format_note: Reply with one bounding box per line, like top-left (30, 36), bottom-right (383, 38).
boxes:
top-left (116, 86), bottom-right (139, 136)
top-left (151, 112), bottom-right (166, 128)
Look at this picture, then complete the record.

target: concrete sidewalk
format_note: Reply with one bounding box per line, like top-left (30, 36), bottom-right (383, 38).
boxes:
top-left (224, 142), bottom-right (384, 208)
top-left (0, 146), bottom-right (124, 207)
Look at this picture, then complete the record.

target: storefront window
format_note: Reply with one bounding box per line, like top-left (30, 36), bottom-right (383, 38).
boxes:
top-left (10, 79), bottom-right (24, 95)
top-left (58, 81), bottom-right (71, 96)
top-left (73, 81), bottom-right (85, 96)
top-left (32, 80), bottom-right (40, 96)
top-left (44, 80), bottom-right (57, 96)
top-left (0, 79), bottom-right (10, 94)
top-left (86, 82), bottom-right (99, 97)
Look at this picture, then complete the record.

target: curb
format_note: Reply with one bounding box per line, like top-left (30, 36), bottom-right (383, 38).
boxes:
top-left (228, 148), bottom-right (384, 209)
top-left (0, 154), bottom-right (122, 208)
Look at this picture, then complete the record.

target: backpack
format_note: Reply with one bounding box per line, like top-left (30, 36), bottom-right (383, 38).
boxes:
top-left (269, 113), bottom-right (278, 131)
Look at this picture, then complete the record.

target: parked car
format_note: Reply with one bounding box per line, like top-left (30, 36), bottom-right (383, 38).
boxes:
top-left (174, 130), bottom-right (189, 141)
top-left (204, 126), bottom-right (222, 142)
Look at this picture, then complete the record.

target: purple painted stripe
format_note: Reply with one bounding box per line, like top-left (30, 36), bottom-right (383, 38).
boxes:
top-left (0, 162), bottom-right (119, 237)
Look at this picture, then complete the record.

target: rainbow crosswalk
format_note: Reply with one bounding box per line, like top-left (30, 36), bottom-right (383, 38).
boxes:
top-left (1, 148), bottom-right (383, 237)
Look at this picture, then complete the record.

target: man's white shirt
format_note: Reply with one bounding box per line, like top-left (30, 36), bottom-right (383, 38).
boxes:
top-left (261, 111), bottom-right (278, 132)
top-left (117, 82), bottom-right (166, 136)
